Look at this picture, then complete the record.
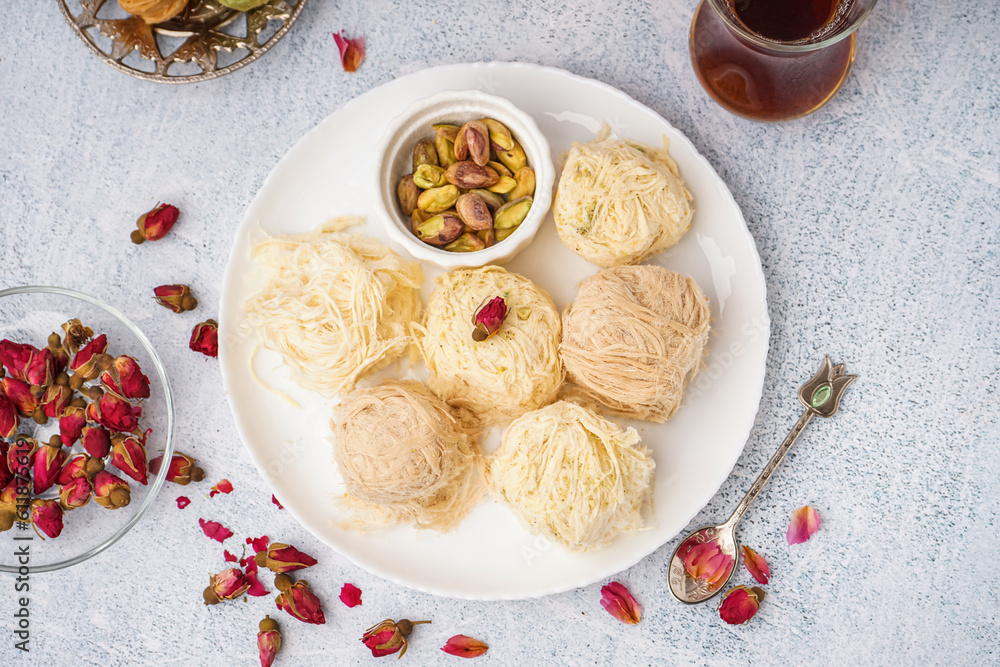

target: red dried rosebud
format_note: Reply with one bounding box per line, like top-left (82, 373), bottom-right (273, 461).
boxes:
top-left (719, 585), bottom-right (765, 625)
top-left (81, 425), bottom-right (112, 459)
top-left (110, 434), bottom-right (148, 485)
top-left (204, 568), bottom-right (250, 604)
top-left (58, 454), bottom-right (87, 485)
top-left (189, 319), bottom-right (219, 358)
top-left (0, 479), bottom-right (19, 506)
top-left (59, 477), bottom-right (93, 510)
top-left (7, 437), bottom-right (37, 477)
top-left (360, 619), bottom-right (430, 658)
top-left (93, 470), bottom-right (131, 509)
top-left (47, 335), bottom-right (70, 375)
top-left (100, 355), bottom-right (150, 400)
top-left (89, 392), bottom-right (140, 433)
top-left (69, 334), bottom-right (109, 380)
top-left (132, 203), bottom-right (179, 244)
top-left (41, 384), bottom-right (72, 418)
top-left (471, 296), bottom-right (508, 342)
top-left (2, 377), bottom-right (38, 416)
top-left (255, 543), bottom-right (318, 574)
top-left (274, 578), bottom-right (326, 625)
top-left (441, 635), bottom-right (489, 659)
top-left (0, 394), bottom-right (18, 438)
top-left (257, 616), bottom-right (282, 667)
top-left (153, 284), bottom-right (198, 314)
top-left (0, 448), bottom-right (11, 490)
top-left (59, 405), bottom-right (86, 446)
top-left (333, 32), bottom-right (366, 72)
top-left (25, 348), bottom-right (55, 387)
top-left (30, 499), bottom-right (64, 539)
top-left (150, 452), bottom-right (205, 485)
top-left (32, 443), bottom-right (67, 495)
top-left (600, 581), bottom-right (642, 625)
top-left (0, 340), bottom-right (37, 382)
top-left (61, 319), bottom-right (93, 355)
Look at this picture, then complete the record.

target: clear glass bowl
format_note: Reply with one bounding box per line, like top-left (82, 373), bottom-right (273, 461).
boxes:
top-left (0, 286), bottom-right (174, 572)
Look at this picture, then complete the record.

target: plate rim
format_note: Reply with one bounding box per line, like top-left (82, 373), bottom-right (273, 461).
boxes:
top-left (218, 61), bottom-right (770, 600)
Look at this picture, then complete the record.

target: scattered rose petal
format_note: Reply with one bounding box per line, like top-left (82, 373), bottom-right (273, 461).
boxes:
top-left (209, 479), bottom-right (234, 498)
top-left (224, 550), bottom-right (238, 563)
top-left (600, 582), bottom-right (641, 625)
top-left (176, 496), bottom-right (191, 509)
top-left (247, 535), bottom-right (270, 553)
top-left (741, 545), bottom-right (770, 585)
top-left (244, 558), bottom-right (268, 597)
top-left (271, 494), bottom-right (284, 510)
top-left (199, 518), bottom-right (234, 543)
top-left (719, 586), bottom-right (765, 625)
top-left (441, 635), bottom-right (489, 658)
top-left (683, 540), bottom-right (734, 588)
top-left (332, 32), bottom-right (365, 72)
top-left (787, 505), bottom-right (821, 545)
top-left (340, 583), bottom-right (362, 608)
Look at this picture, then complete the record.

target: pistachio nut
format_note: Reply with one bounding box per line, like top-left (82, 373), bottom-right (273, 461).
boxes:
top-left (469, 188), bottom-right (506, 212)
top-left (453, 128), bottom-right (468, 161)
top-left (493, 140), bottom-right (527, 173)
top-left (413, 164), bottom-right (448, 189)
top-left (455, 193), bottom-right (494, 231)
top-left (487, 175), bottom-right (517, 194)
top-left (488, 160), bottom-right (512, 178)
top-left (411, 208), bottom-right (431, 234)
top-left (397, 174), bottom-right (419, 216)
top-left (435, 134), bottom-right (457, 168)
top-left (432, 124), bottom-right (460, 142)
top-left (509, 166), bottom-right (536, 201)
top-left (476, 228), bottom-right (496, 248)
top-left (495, 226), bottom-right (517, 242)
top-left (460, 119), bottom-right (490, 167)
top-left (483, 118), bottom-right (514, 151)
top-left (417, 184), bottom-right (460, 213)
top-left (412, 139), bottom-right (439, 171)
top-left (445, 232), bottom-right (487, 253)
top-left (494, 196), bottom-right (532, 229)
top-left (416, 214), bottom-right (464, 245)
top-left (446, 161), bottom-right (500, 189)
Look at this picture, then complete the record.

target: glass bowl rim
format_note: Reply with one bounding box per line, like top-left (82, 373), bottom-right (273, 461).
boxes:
top-left (0, 285), bottom-right (175, 573)
top-left (704, 0), bottom-right (879, 53)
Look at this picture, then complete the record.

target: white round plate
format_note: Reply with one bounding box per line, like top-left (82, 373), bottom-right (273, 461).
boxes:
top-left (219, 63), bottom-right (769, 600)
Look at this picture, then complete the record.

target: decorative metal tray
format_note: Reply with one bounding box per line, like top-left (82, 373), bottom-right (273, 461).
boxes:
top-left (58, 0), bottom-right (307, 84)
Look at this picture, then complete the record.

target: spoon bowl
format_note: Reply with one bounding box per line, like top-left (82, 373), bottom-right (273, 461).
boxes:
top-left (668, 524), bottom-right (739, 604)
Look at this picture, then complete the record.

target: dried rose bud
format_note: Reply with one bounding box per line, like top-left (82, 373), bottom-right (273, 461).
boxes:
top-left (81, 425), bottom-right (112, 459)
top-left (0, 478), bottom-right (19, 506)
top-left (274, 577), bottom-right (326, 625)
top-left (26, 348), bottom-right (55, 387)
top-left (0, 447), bottom-right (11, 490)
top-left (61, 319), bottom-right (93, 355)
top-left (59, 477), bottom-right (92, 510)
top-left (153, 284), bottom-right (198, 314)
top-left (7, 437), bottom-right (37, 477)
top-left (101, 355), bottom-right (151, 400)
top-left (32, 443), bottom-right (67, 495)
top-left (30, 499), bottom-right (63, 539)
top-left (59, 405), bottom-right (87, 446)
top-left (719, 585), bottom-right (765, 625)
top-left (58, 452), bottom-right (102, 483)
top-left (0, 394), bottom-right (18, 438)
top-left (93, 470), bottom-right (131, 510)
top-left (0, 507), bottom-right (15, 533)
top-left (150, 452), bottom-right (204, 485)
top-left (255, 543), bottom-right (318, 574)
top-left (70, 334), bottom-right (108, 380)
top-left (361, 619), bottom-right (430, 658)
top-left (471, 296), bottom-right (508, 342)
top-left (0, 340), bottom-right (37, 382)
top-left (204, 568), bottom-right (250, 605)
top-left (189, 319), bottom-right (219, 358)
top-left (132, 203), bottom-right (179, 244)
top-left (257, 616), bottom-right (282, 667)
top-left (2, 377), bottom-right (38, 416)
top-left (332, 32), bottom-right (365, 72)
top-left (41, 384), bottom-right (72, 418)
top-left (47, 334), bottom-right (70, 374)
top-left (88, 392), bottom-right (140, 433)
top-left (110, 434), bottom-right (148, 485)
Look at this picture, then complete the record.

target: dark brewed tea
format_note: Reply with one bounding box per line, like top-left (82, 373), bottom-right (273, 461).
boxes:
top-left (732, 0), bottom-right (840, 42)
top-left (689, 0), bottom-right (856, 121)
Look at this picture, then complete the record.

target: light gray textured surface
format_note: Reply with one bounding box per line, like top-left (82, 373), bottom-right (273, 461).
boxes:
top-left (1, 0), bottom-right (998, 665)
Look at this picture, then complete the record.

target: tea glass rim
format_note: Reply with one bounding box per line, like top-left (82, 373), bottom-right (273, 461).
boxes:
top-left (704, 0), bottom-right (879, 53)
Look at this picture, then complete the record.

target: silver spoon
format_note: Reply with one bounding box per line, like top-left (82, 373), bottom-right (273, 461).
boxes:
top-left (668, 355), bottom-right (857, 604)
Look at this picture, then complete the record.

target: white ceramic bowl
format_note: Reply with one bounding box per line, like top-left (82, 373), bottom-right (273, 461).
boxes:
top-left (372, 90), bottom-right (554, 270)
